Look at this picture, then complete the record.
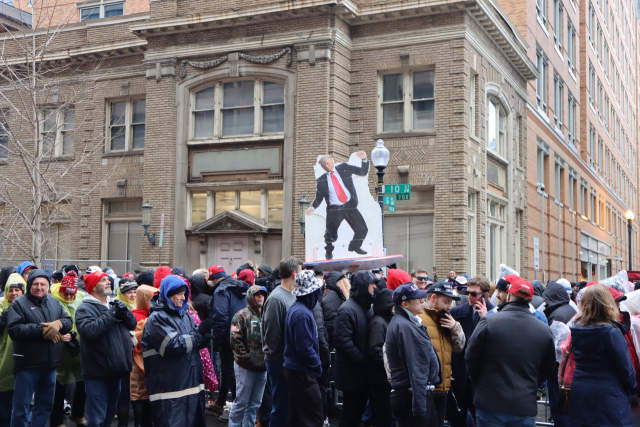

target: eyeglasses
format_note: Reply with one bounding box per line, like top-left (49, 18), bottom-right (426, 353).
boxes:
top-left (466, 291), bottom-right (482, 297)
top-left (415, 276), bottom-right (428, 281)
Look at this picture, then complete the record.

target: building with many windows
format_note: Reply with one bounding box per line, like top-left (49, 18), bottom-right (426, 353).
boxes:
top-left (0, 0), bottom-right (536, 276)
top-left (498, 0), bottom-right (640, 282)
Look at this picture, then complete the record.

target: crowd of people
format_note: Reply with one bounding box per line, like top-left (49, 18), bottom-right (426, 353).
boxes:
top-left (0, 258), bottom-right (637, 427)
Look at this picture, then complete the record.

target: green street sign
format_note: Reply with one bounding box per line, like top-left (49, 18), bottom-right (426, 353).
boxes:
top-left (383, 195), bottom-right (396, 206)
top-left (384, 184), bottom-right (411, 194)
top-left (388, 205), bottom-right (396, 213)
top-left (396, 193), bottom-right (410, 201)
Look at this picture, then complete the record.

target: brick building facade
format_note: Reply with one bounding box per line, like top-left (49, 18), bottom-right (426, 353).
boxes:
top-left (497, 0), bottom-right (640, 283)
top-left (0, 0), bottom-right (536, 278)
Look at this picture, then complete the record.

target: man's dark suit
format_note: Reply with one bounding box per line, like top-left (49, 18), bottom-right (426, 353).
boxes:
top-left (311, 161), bottom-right (369, 258)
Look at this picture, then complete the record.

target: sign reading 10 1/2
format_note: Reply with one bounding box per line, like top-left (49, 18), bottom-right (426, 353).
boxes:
top-left (384, 184), bottom-right (411, 194)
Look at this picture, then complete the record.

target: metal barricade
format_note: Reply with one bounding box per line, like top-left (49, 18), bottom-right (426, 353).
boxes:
top-left (536, 385), bottom-right (554, 426)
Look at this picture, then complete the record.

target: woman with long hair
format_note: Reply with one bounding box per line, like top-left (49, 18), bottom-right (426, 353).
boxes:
top-left (568, 284), bottom-right (637, 427)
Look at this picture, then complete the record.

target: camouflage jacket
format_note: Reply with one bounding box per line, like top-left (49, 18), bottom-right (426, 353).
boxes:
top-left (230, 306), bottom-right (266, 372)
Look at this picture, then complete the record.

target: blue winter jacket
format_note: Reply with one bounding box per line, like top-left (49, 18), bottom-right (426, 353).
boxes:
top-left (142, 276), bottom-right (209, 427)
top-left (283, 288), bottom-right (322, 378)
top-left (569, 322), bottom-right (637, 427)
top-left (385, 305), bottom-right (441, 417)
top-left (209, 276), bottom-right (249, 349)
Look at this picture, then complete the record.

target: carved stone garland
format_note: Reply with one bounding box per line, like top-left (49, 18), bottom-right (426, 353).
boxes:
top-left (180, 47), bottom-right (292, 78)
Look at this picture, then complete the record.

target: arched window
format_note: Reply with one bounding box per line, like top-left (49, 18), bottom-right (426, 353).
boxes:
top-left (487, 99), bottom-right (507, 157)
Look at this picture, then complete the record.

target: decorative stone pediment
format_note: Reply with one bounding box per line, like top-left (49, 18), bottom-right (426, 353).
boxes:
top-left (188, 209), bottom-right (270, 234)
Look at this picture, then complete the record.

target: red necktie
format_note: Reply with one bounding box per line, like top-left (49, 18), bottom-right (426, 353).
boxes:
top-left (331, 171), bottom-right (348, 203)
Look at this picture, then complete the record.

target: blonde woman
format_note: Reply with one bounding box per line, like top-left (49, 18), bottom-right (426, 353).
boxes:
top-left (569, 284), bottom-right (637, 427)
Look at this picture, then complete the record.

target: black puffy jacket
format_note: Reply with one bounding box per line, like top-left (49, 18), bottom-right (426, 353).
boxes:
top-left (334, 271), bottom-right (375, 391)
top-left (542, 281), bottom-right (577, 325)
top-left (142, 282), bottom-right (208, 427)
top-left (367, 288), bottom-right (394, 385)
top-left (190, 274), bottom-right (212, 321)
top-left (7, 270), bottom-right (73, 372)
top-left (321, 271), bottom-right (347, 351)
top-left (313, 296), bottom-right (330, 372)
top-left (75, 297), bottom-right (137, 380)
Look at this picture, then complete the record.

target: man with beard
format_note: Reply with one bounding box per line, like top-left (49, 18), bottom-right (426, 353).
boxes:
top-left (334, 270), bottom-right (377, 427)
top-left (491, 275), bottom-right (547, 324)
top-left (418, 282), bottom-right (466, 427)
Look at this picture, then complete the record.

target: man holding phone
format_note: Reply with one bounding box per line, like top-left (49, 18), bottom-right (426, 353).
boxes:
top-left (446, 276), bottom-right (494, 427)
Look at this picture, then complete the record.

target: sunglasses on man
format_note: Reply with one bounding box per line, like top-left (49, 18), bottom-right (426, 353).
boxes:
top-left (466, 291), bottom-right (483, 297)
top-left (415, 276), bottom-right (428, 281)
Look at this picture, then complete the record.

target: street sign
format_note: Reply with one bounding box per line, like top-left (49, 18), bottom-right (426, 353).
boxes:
top-left (533, 236), bottom-right (539, 271)
top-left (396, 193), bottom-right (410, 201)
top-left (388, 205), bottom-right (396, 213)
top-left (383, 195), bottom-right (396, 206)
top-left (384, 184), bottom-right (411, 194)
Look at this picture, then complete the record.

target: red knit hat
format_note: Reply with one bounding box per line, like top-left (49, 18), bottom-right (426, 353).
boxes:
top-left (154, 266), bottom-right (171, 289)
top-left (84, 271), bottom-right (109, 294)
top-left (238, 269), bottom-right (255, 286)
top-left (59, 271), bottom-right (78, 295)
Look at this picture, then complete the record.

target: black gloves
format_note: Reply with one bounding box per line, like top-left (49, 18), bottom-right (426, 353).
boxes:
top-left (110, 300), bottom-right (129, 320)
top-left (64, 332), bottom-right (81, 358)
top-left (198, 318), bottom-right (211, 335)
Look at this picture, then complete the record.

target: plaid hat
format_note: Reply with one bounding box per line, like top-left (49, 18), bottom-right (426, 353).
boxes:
top-left (84, 270), bottom-right (109, 294)
top-left (86, 266), bottom-right (102, 275)
top-left (507, 277), bottom-right (534, 298)
top-left (393, 282), bottom-right (428, 305)
top-left (59, 271), bottom-right (78, 295)
top-left (208, 265), bottom-right (227, 281)
top-left (428, 281), bottom-right (461, 300)
top-left (292, 270), bottom-right (323, 297)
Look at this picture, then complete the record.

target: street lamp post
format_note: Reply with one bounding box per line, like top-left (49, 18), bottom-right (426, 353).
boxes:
top-left (626, 210), bottom-right (634, 271)
top-left (371, 139), bottom-right (390, 247)
top-left (141, 199), bottom-right (157, 245)
top-left (298, 193), bottom-right (309, 235)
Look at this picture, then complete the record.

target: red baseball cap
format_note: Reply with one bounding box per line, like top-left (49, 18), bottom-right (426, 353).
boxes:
top-left (208, 265), bottom-right (226, 281)
top-left (507, 277), bottom-right (534, 298)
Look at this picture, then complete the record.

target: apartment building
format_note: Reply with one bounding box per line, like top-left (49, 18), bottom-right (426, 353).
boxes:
top-left (0, 0), bottom-right (536, 275)
top-left (499, 0), bottom-right (640, 282)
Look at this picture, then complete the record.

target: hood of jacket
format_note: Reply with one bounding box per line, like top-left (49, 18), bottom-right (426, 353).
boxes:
top-left (387, 269), bottom-right (412, 290)
top-left (531, 280), bottom-right (545, 297)
top-left (373, 288), bottom-right (394, 317)
top-left (542, 281), bottom-right (570, 310)
top-left (134, 284), bottom-right (158, 312)
top-left (247, 285), bottom-right (266, 313)
top-left (157, 275), bottom-right (190, 314)
top-left (297, 287), bottom-right (322, 311)
top-left (16, 261), bottom-right (36, 275)
top-left (0, 266), bottom-right (16, 292)
top-left (153, 266), bottom-right (171, 289)
top-left (258, 264), bottom-right (273, 278)
top-left (1, 272), bottom-right (25, 310)
top-left (189, 274), bottom-right (211, 298)
top-left (218, 276), bottom-right (250, 298)
top-left (325, 271), bottom-right (347, 300)
top-left (570, 323), bottom-right (617, 354)
top-left (351, 270), bottom-right (376, 307)
top-left (25, 269), bottom-right (50, 299)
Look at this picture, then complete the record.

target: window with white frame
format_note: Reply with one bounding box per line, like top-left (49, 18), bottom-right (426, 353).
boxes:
top-left (41, 107), bottom-right (74, 157)
top-left (605, 96), bottom-right (609, 132)
top-left (380, 70), bottom-right (435, 132)
top-left (468, 192), bottom-right (476, 276)
top-left (597, 79), bottom-right (602, 119)
top-left (569, 168), bottom-right (577, 211)
top-left (598, 138), bottom-right (603, 174)
top-left (537, 139), bottom-right (549, 186)
top-left (580, 179), bottom-right (587, 215)
top-left (537, 0), bottom-right (547, 24)
top-left (554, 0), bottom-right (563, 52)
top-left (554, 73), bottom-right (563, 130)
top-left (568, 20), bottom-right (576, 73)
top-left (79, 0), bottom-right (124, 21)
top-left (589, 125), bottom-right (596, 168)
top-left (108, 98), bottom-right (145, 152)
top-left (589, 3), bottom-right (594, 45)
top-left (486, 197), bottom-right (507, 282)
top-left (470, 73), bottom-right (477, 137)
top-left (0, 113), bottom-right (9, 159)
top-left (604, 0), bottom-right (609, 30)
top-left (604, 42), bottom-right (609, 78)
top-left (597, 25), bottom-right (602, 61)
top-left (537, 49), bottom-right (548, 114)
top-left (189, 189), bottom-right (284, 228)
top-left (192, 80), bottom-right (285, 139)
top-left (487, 98), bottom-right (507, 157)
top-left (589, 63), bottom-right (595, 107)
top-left (555, 155), bottom-right (565, 203)
top-left (568, 92), bottom-right (576, 145)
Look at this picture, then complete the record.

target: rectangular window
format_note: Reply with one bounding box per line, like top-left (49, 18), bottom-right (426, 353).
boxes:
top-left (537, 0), bottom-right (547, 24)
top-left (569, 169), bottom-right (577, 211)
top-left (568, 93), bottom-right (576, 145)
top-left (470, 74), bottom-right (476, 137)
top-left (589, 63), bottom-right (595, 107)
top-left (605, 96), bottom-right (609, 132)
top-left (537, 49), bottom-right (548, 113)
top-left (380, 70), bottom-right (435, 132)
top-left (554, 73), bottom-right (563, 129)
top-left (80, 1), bottom-right (123, 20)
top-left (581, 180), bottom-right (587, 215)
top-left (589, 3), bottom-right (595, 45)
top-left (192, 80), bottom-right (285, 139)
top-left (41, 107), bottom-right (74, 157)
top-left (108, 98), bottom-right (145, 152)
top-left (589, 125), bottom-right (596, 168)
top-left (0, 113), bottom-right (8, 159)
top-left (597, 79), bottom-right (602, 118)
top-left (597, 25), bottom-right (602, 61)
top-left (554, 0), bottom-right (563, 51)
top-left (568, 20), bottom-right (576, 73)
top-left (555, 157), bottom-right (565, 203)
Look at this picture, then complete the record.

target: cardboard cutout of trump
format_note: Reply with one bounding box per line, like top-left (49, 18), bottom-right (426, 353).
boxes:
top-left (305, 151), bottom-right (383, 262)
